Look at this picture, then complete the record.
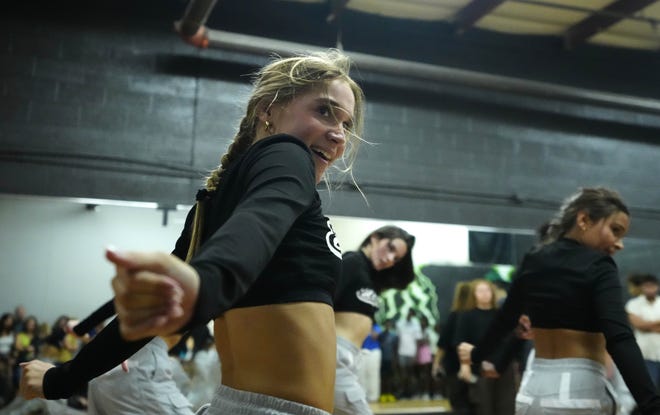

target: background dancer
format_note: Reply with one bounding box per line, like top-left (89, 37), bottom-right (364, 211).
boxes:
top-left (334, 226), bottom-right (416, 415)
top-left (459, 187), bottom-right (660, 414)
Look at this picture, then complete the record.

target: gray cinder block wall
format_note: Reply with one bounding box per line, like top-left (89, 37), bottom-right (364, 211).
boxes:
top-left (2, 0), bottom-right (660, 240)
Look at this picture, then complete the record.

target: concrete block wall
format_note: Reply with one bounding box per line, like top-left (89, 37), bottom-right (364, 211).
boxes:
top-left (2, 2), bottom-right (660, 240)
top-left (335, 88), bottom-right (660, 238)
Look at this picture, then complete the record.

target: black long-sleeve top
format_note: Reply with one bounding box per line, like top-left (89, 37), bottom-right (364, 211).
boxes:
top-left (334, 251), bottom-right (380, 319)
top-left (43, 134), bottom-right (343, 399)
top-left (72, 300), bottom-right (115, 337)
top-left (437, 311), bottom-right (460, 374)
top-left (470, 238), bottom-right (660, 414)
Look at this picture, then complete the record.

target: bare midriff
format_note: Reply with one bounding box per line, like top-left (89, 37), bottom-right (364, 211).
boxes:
top-left (214, 302), bottom-right (336, 412)
top-left (335, 311), bottom-right (372, 349)
top-left (533, 328), bottom-right (607, 365)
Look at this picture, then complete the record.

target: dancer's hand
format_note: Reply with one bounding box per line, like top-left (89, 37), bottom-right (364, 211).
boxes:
top-left (457, 342), bottom-right (474, 363)
top-left (481, 361), bottom-right (499, 378)
top-left (107, 247), bottom-right (200, 341)
top-left (19, 360), bottom-right (54, 400)
top-left (515, 314), bottom-right (534, 340)
top-left (457, 363), bottom-right (475, 383)
top-left (431, 361), bottom-right (445, 378)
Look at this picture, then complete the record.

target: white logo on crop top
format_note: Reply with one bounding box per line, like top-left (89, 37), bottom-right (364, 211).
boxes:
top-left (325, 219), bottom-right (342, 259)
top-left (356, 288), bottom-right (379, 308)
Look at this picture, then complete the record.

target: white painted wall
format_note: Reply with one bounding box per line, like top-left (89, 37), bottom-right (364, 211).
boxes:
top-left (0, 195), bottom-right (471, 325)
top-left (0, 194), bottom-right (188, 324)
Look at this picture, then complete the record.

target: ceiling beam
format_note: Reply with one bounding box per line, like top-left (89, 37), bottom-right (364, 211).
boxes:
top-left (564, 0), bottom-right (659, 49)
top-left (453, 0), bottom-right (507, 34)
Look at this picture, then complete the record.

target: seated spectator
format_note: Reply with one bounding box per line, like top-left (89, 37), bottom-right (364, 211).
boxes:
top-left (0, 313), bottom-right (16, 407)
top-left (13, 316), bottom-right (39, 388)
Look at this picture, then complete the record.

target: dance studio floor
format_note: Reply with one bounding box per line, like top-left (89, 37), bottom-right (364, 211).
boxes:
top-left (371, 397), bottom-right (452, 414)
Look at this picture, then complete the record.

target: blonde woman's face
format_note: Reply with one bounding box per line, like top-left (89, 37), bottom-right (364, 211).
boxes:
top-left (474, 282), bottom-right (493, 307)
top-left (267, 79), bottom-right (355, 183)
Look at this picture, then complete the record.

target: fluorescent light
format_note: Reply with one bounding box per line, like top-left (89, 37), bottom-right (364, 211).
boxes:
top-left (67, 197), bottom-right (159, 209)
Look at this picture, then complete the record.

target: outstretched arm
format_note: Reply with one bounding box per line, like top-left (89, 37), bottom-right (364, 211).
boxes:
top-left (594, 258), bottom-right (660, 413)
top-left (22, 248), bottom-right (196, 400)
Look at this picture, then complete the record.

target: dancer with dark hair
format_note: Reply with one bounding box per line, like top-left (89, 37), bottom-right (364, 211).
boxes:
top-left (334, 225), bottom-right (415, 415)
top-left (459, 187), bottom-right (660, 414)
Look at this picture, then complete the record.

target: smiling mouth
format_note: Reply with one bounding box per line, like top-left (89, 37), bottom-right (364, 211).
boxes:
top-left (311, 148), bottom-right (331, 162)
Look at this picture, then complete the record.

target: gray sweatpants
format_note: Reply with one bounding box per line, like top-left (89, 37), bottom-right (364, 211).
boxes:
top-left (204, 384), bottom-right (330, 415)
top-left (333, 336), bottom-right (372, 415)
top-left (516, 358), bottom-right (617, 415)
top-left (87, 337), bottom-right (193, 415)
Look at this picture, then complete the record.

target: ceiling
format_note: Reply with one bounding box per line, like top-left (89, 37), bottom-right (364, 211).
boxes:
top-left (321, 0), bottom-right (660, 51)
top-left (198, 0), bottom-right (660, 52)
top-left (170, 0), bottom-right (660, 102)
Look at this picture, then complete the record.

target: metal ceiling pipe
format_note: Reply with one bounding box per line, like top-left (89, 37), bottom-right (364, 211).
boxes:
top-left (173, 0), bottom-right (660, 114)
top-left (176, 0), bottom-right (218, 37)
top-left (193, 28), bottom-right (660, 115)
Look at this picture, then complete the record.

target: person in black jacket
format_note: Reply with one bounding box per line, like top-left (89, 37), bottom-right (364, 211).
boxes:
top-left (454, 279), bottom-right (521, 415)
top-left (459, 187), bottom-right (660, 415)
top-left (433, 281), bottom-right (474, 415)
top-left (19, 49), bottom-right (365, 415)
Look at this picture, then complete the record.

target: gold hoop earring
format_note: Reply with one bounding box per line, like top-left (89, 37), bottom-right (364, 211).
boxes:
top-left (264, 121), bottom-right (271, 132)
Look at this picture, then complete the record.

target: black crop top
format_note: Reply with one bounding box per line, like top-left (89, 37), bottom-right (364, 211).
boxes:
top-left (471, 238), bottom-right (660, 414)
top-left (177, 134), bottom-right (341, 320)
top-left (334, 251), bottom-right (380, 319)
top-left (43, 134), bottom-right (343, 399)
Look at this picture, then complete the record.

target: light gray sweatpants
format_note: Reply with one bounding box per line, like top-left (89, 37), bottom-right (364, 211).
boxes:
top-left (516, 358), bottom-right (617, 415)
top-left (87, 337), bottom-right (193, 415)
top-left (333, 336), bottom-right (372, 415)
top-left (204, 384), bottom-right (330, 415)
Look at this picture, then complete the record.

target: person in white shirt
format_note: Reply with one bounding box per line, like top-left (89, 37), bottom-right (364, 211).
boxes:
top-left (396, 309), bottom-right (421, 398)
top-left (626, 273), bottom-right (660, 388)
